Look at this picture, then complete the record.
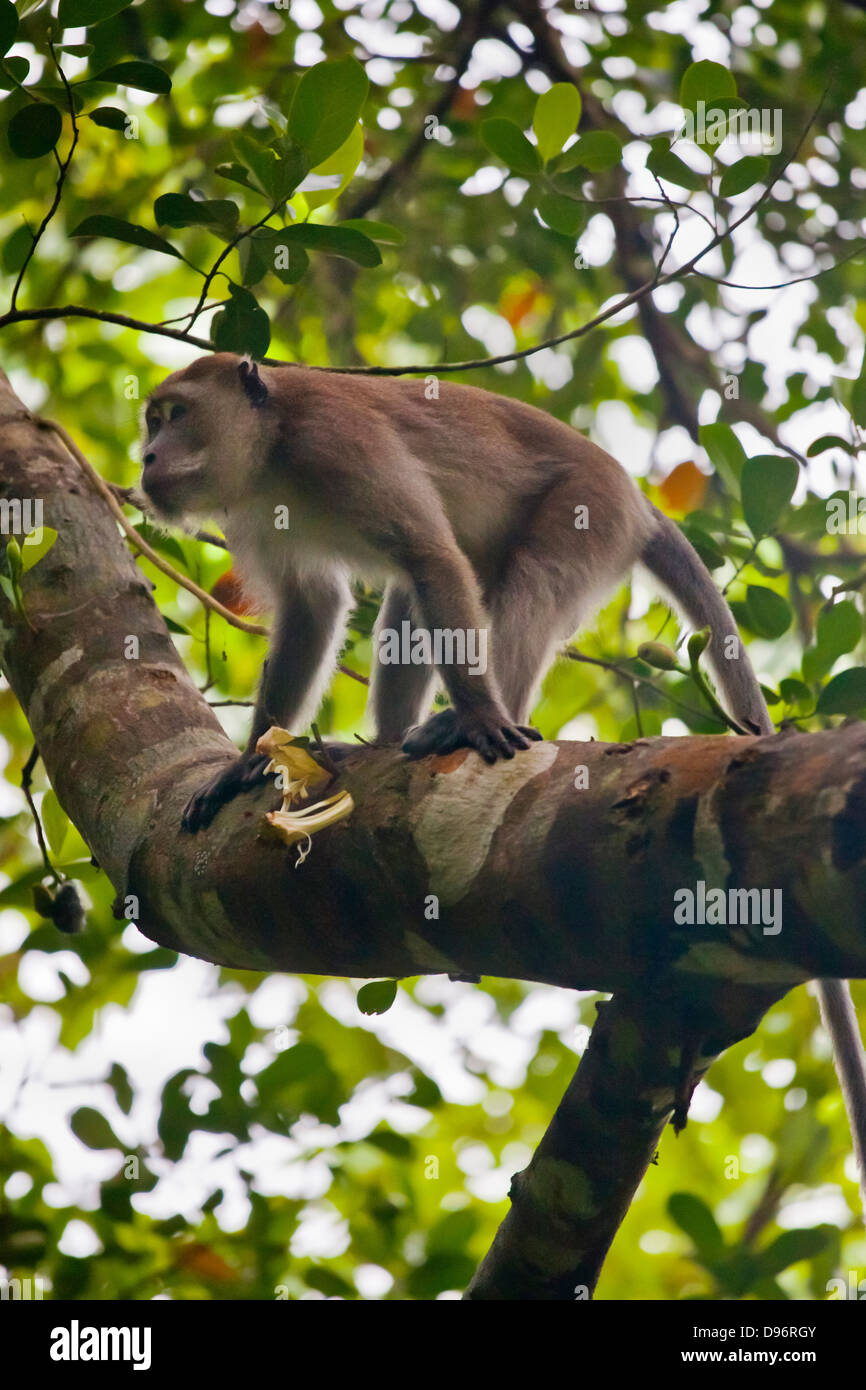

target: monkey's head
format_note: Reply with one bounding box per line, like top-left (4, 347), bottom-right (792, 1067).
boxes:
top-left (140, 353), bottom-right (271, 521)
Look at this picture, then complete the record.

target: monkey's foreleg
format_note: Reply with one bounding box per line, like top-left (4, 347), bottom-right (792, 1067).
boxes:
top-left (182, 572), bottom-right (352, 832)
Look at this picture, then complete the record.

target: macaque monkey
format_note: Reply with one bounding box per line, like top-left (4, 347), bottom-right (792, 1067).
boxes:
top-left (139, 351), bottom-right (866, 1202)
top-left (141, 353), bottom-right (773, 823)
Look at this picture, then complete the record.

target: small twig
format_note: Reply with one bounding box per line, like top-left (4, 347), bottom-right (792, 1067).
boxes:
top-left (337, 663), bottom-right (368, 686)
top-left (10, 42), bottom-right (79, 311)
top-left (185, 204), bottom-right (281, 331)
top-left (565, 648), bottom-right (710, 725)
top-left (109, 486), bottom-right (230, 550)
top-left (20, 745), bottom-right (59, 886)
top-left (692, 238), bottom-right (866, 292)
top-left (721, 536), bottom-right (761, 596)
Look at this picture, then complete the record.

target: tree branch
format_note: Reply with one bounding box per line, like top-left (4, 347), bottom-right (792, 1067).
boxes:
top-left (3, 371), bottom-right (866, 1301)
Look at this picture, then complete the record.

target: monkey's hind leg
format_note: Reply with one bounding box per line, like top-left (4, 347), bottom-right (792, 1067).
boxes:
top-left (487, 476), bottom-right (646, 723)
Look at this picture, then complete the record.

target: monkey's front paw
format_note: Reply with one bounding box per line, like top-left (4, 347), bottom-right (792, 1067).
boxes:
top-left (402, 708), bottom-right (542, 764)
top-left (181, 752), bottom-right (271, 833)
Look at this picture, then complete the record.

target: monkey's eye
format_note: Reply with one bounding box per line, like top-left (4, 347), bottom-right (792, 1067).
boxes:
top-left (169, 403), bottom-right (187, 422)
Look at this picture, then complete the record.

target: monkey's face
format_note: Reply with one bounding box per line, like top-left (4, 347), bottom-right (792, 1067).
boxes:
top-left (140, 357), bottom-right (271, 522)
top-left (140, 388), bottom-right (236, 521)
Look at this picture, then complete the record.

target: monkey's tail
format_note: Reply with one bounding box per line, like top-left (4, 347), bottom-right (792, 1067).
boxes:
top-left (816, 978), bottom-right (866, 1217)
top-left (639, 503), bottom-right (774, 736)
top-left (643, 500), bottom-right (866, 1217)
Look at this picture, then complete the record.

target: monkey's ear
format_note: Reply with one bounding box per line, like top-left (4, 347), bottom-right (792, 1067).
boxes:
top-left (238, 359), bottom-right (269, 408)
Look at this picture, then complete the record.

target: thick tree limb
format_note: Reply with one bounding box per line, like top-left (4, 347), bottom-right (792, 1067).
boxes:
top-left (465, 980), bottom-right (783, 1299)
top-left (3, 370), bottom-right (866, 1300)
top-left (1, 369), bottom-right (866, 983)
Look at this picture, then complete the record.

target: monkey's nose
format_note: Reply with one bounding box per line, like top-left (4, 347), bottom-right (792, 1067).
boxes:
top-left (144, 451), bottom-right (156, 466)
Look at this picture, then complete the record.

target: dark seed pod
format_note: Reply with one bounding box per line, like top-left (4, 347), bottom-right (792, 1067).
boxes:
top-left (50, 882), bottom-right (85, 934)
top-left (32, 883), bottom-right (55, 918)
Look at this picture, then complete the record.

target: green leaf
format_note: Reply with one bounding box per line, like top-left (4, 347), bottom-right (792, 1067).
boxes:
top-left (237, 229), bottom-right (270, 287)
top-left (41, 789), bottom-right (71, 857)
top-left (647, 138), bottom-right (705, 191)
top-left (20, 526), bottom-right (57, 572)
top-left (2, 224), bottom-right (33, 274)
top-left (745, 585), bottom-right (791, 639)
top-left (211, 284), bottom-right (271, 358)
top-left (91, 61), bottom-right (171, 94)
top-left (756, 1228), bottom-right (830, 1279)
top-left (7, 102), bottom-right (62, 158)
top-left (288, 56), bottom-right (368, 166)
top-left (535, 191), bottom-right (585, 237)
top-left (0, 56), bottom-right (29, 88)
top-left (817, 601), bottom-right (862, 662)
top-left (306, 1267), bottom-right (355, 1298)
top-left (851, 348), bottom-right (866, 430)
top-left (532, 82), bottom-right (581, 162)
top-left (407, 1253), bottom-right (476, 1299)
top-left (668, 1192), bottom-right (724, 1260)
top-left (817, 667), bottom-right (866, 716)
top-left (0, 0), bottom-right (17, 58)
top-left (108, 1062), bottom-right (133, 1116)
top-left (265, 231), bottom-right (309, 285)
top-left (366, 1128), bottom-right (412, 1157)
top-left (678, 522), bottom-right (725, 570)
top-left (154, 192), bottom-right (239, 232)
top-left (357, 979), bottom-right (397, 1015)
top-left (338, 218), bottom-right (404, 244)
top-left (215, 162), bottom-right (256, 192)
top-left (699, 422), bottom-right (747, 492)
top-left (636, 642), bottom-right (681, 672)
top-left (740, 454), bottom-right (799, 536)
top-left (302, 121), bottom-right (363, 211)
top-left (70, 214), bottom-right (184, 260)
top-left (807, 433), bottom-right (855, 457)
top-left (680, 60), bottom-right (737, 112)
top-left (58, 0), bottom-right (133, 24)
top-left (719, 155), bottom-right (770, 197)
top-left (481, 118), bottom-right (542, 176)
top-left (778, 677), bottom-right (813, 708)
top-left (268, 138), bottom-right (309, 200)
top-left (70, 1106), bottom-right (122, 1150)
top-left (554, 130), bottom-right (622, 173)
top-left (283, 222), bottom-right (381, 267)
top-left (233, 135), bottom-right (306, 203)
top-left (87, 106), bottom-right (128, 130)
top-left (427, 1208), bottom-right (479, 1254)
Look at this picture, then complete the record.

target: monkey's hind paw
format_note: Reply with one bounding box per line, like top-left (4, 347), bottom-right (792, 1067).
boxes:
top-left (181, 752), bottom-right (271, 833)
top-left (402, 707), bottom-right (542, 765)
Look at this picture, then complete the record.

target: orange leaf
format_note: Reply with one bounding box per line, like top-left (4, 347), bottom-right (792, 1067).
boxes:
top-left (175, 1243), bottom-right (237, 1281)
top-left (659, 461), bottom-right (708, 514)
top-left (452, 89), bottom-right (477, 121)
top-left (500, 283), bottom-right (543, 329)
